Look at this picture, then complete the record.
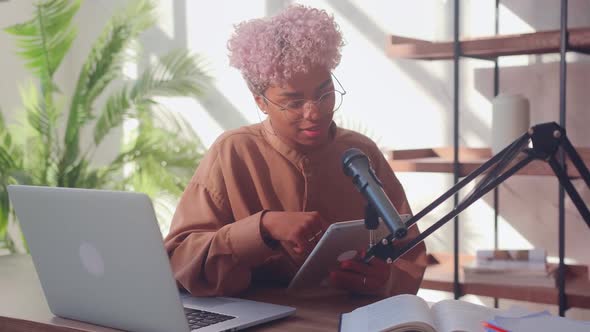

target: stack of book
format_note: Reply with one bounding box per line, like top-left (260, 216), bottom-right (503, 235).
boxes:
top-left (463, 248), bottom-right (557, 288)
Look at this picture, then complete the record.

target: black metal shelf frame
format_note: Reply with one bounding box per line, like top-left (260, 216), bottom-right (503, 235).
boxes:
top-left (448, 0), bottom-right (578, 315)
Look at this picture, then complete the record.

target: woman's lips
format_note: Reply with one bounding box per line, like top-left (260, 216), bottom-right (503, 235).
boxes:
top-left (301, 126), bottom-right (324, 138)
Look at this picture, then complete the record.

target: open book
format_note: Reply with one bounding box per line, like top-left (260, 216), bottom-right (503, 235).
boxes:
top-left (339, 294), bottom-right (503, 332)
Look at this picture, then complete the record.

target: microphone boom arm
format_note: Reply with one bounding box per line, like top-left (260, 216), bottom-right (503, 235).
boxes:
top-left (366, 122), bottom-right (590, 262)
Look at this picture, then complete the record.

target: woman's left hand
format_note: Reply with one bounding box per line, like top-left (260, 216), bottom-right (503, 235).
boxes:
top-left (329, 253), bottom-right (390, 293)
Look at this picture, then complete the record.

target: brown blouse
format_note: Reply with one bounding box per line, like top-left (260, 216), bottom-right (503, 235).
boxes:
top-left (164, 120), bottom-right (427, 296)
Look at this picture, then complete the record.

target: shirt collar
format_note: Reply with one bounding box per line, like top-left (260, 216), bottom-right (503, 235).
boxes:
top-left (261, 119), bottom-right (338, 166)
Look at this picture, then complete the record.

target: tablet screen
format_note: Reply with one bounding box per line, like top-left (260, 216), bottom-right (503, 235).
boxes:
top-left (287, 215), bottom-right (411, 291)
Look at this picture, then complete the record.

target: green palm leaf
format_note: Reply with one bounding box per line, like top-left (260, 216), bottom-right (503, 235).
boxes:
top-left (64, 0), bottom-right (156, 167)
top-left (103, 123), bottom-right (203, 178)
top-left (130, 49), bottom-right (210, 101)
top-left (4, 0), bottom-right (80, 79)
top-left (92, 87), bottom-right (131, 145)
top-left (0, 111), bottom-right (9, 155)
top-left (18, 82), bottom-right (61, 184)
top-left (93, 49), bottom-right (210, 145)
top-left (0, 111), bottom-right (14, 242)
top-left (98, 112), bottom-right (203, 197)
top-left (0, 112), bottom-right (18, 173)
top-left (5, 0), bottom-right (79, 188)
top-left (0, 186), bottom-right (10, 242)
top-left (0, 145), bottom-right (16, 172)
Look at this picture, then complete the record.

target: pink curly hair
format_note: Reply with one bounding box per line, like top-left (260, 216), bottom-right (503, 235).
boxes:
top-left (228, 4), bottom-right (344, 92)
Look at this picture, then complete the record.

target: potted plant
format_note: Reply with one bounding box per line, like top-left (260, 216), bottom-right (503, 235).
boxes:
top-left (0, 0), bottom-right (210, 253)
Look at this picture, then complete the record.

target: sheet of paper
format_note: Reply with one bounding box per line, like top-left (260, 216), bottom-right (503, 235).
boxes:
top-left (431, 299), bottom-right (502, 332)
top-left (340, 294), bottom-right (435, 332)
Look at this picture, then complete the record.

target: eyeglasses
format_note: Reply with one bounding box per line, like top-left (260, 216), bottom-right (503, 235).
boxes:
top-left (256, 73), bottom-right (346, 121)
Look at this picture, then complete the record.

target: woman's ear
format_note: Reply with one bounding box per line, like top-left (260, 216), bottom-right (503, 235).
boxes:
top-left (254, 94), bottom-right (268, 114)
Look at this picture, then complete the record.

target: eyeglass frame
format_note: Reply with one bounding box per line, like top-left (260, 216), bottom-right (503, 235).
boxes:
top-left (251, 73), bottom-right (347, 118)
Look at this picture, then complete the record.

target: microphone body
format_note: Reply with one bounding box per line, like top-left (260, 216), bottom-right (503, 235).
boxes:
top-left (342, 148), bottom-right (408, 239)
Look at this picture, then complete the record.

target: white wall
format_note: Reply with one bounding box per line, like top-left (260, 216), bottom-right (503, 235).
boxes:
top-left (1, 0), bottom-right (589, 318)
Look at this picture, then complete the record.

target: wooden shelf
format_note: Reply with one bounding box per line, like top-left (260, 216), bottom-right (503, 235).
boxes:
top-left (388, 27), bottom-right (590, 60)
top-left (388, 147), bottom-right (590, 177)
top-left (423, 253), bottom-right (590, 309)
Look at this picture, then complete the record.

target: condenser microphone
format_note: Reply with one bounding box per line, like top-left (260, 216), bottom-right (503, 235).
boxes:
top-left (342, 148), bottom-right (408, 239)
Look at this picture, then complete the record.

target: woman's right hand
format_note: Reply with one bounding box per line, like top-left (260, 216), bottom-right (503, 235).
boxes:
top-left (261, 211), bottom-right (327, 254)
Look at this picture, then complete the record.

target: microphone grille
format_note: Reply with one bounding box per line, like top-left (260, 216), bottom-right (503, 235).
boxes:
top-left (341, 148), bottom-right (368, 176)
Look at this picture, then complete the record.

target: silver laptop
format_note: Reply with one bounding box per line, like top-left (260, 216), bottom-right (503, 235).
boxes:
top-left (7, 185), bottom-right (295, 332)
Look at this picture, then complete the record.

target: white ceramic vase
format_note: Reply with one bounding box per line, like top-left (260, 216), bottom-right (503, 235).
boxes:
top-left (491, 94), bottom-right (530, 155)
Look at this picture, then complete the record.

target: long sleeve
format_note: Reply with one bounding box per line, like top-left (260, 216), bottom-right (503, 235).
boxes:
top-left (163, 148), bottom-right (276, 296)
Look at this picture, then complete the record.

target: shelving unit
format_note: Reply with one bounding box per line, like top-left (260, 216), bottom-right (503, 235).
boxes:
top-left (386, 0), bottom-right (589, 315)
top-left (424, 253), bottom-right (590, 309)
top-left (387, 27), bottom-right (590, 60)
top-left (388, 147), bottom-right (590, 177)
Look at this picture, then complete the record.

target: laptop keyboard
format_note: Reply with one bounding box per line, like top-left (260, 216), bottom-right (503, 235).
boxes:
top-left (184, 307), bottom-right (236, 330)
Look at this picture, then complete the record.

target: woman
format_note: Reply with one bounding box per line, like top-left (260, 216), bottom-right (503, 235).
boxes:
top-left (164, 4), bottom-right (426, 297)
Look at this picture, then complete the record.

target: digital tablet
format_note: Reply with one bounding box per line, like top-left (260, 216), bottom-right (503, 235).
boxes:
top-left (287, 214), bottom-right (412, 291)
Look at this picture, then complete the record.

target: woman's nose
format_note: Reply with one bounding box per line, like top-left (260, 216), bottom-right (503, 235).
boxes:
top-left (302, 101), bottom-right (322, 120)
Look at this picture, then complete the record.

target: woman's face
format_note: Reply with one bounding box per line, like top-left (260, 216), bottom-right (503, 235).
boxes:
top-left (256, 67), bottom-right (336, 151)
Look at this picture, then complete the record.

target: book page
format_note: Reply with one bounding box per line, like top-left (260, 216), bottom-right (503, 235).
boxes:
top-left (431, 300), bottom-right (501, 332)
top-left (340, 294), bottom-right (436, 332)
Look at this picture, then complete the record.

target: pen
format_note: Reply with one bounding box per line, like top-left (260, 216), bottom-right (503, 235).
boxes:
top-left (481, 321), bottom-right (509, 332)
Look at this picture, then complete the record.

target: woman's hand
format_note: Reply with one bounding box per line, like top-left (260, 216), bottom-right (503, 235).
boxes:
top-left (329, 252), bottom-right (390, 294)
top-left (261, 211), bottom-right (326, 254)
